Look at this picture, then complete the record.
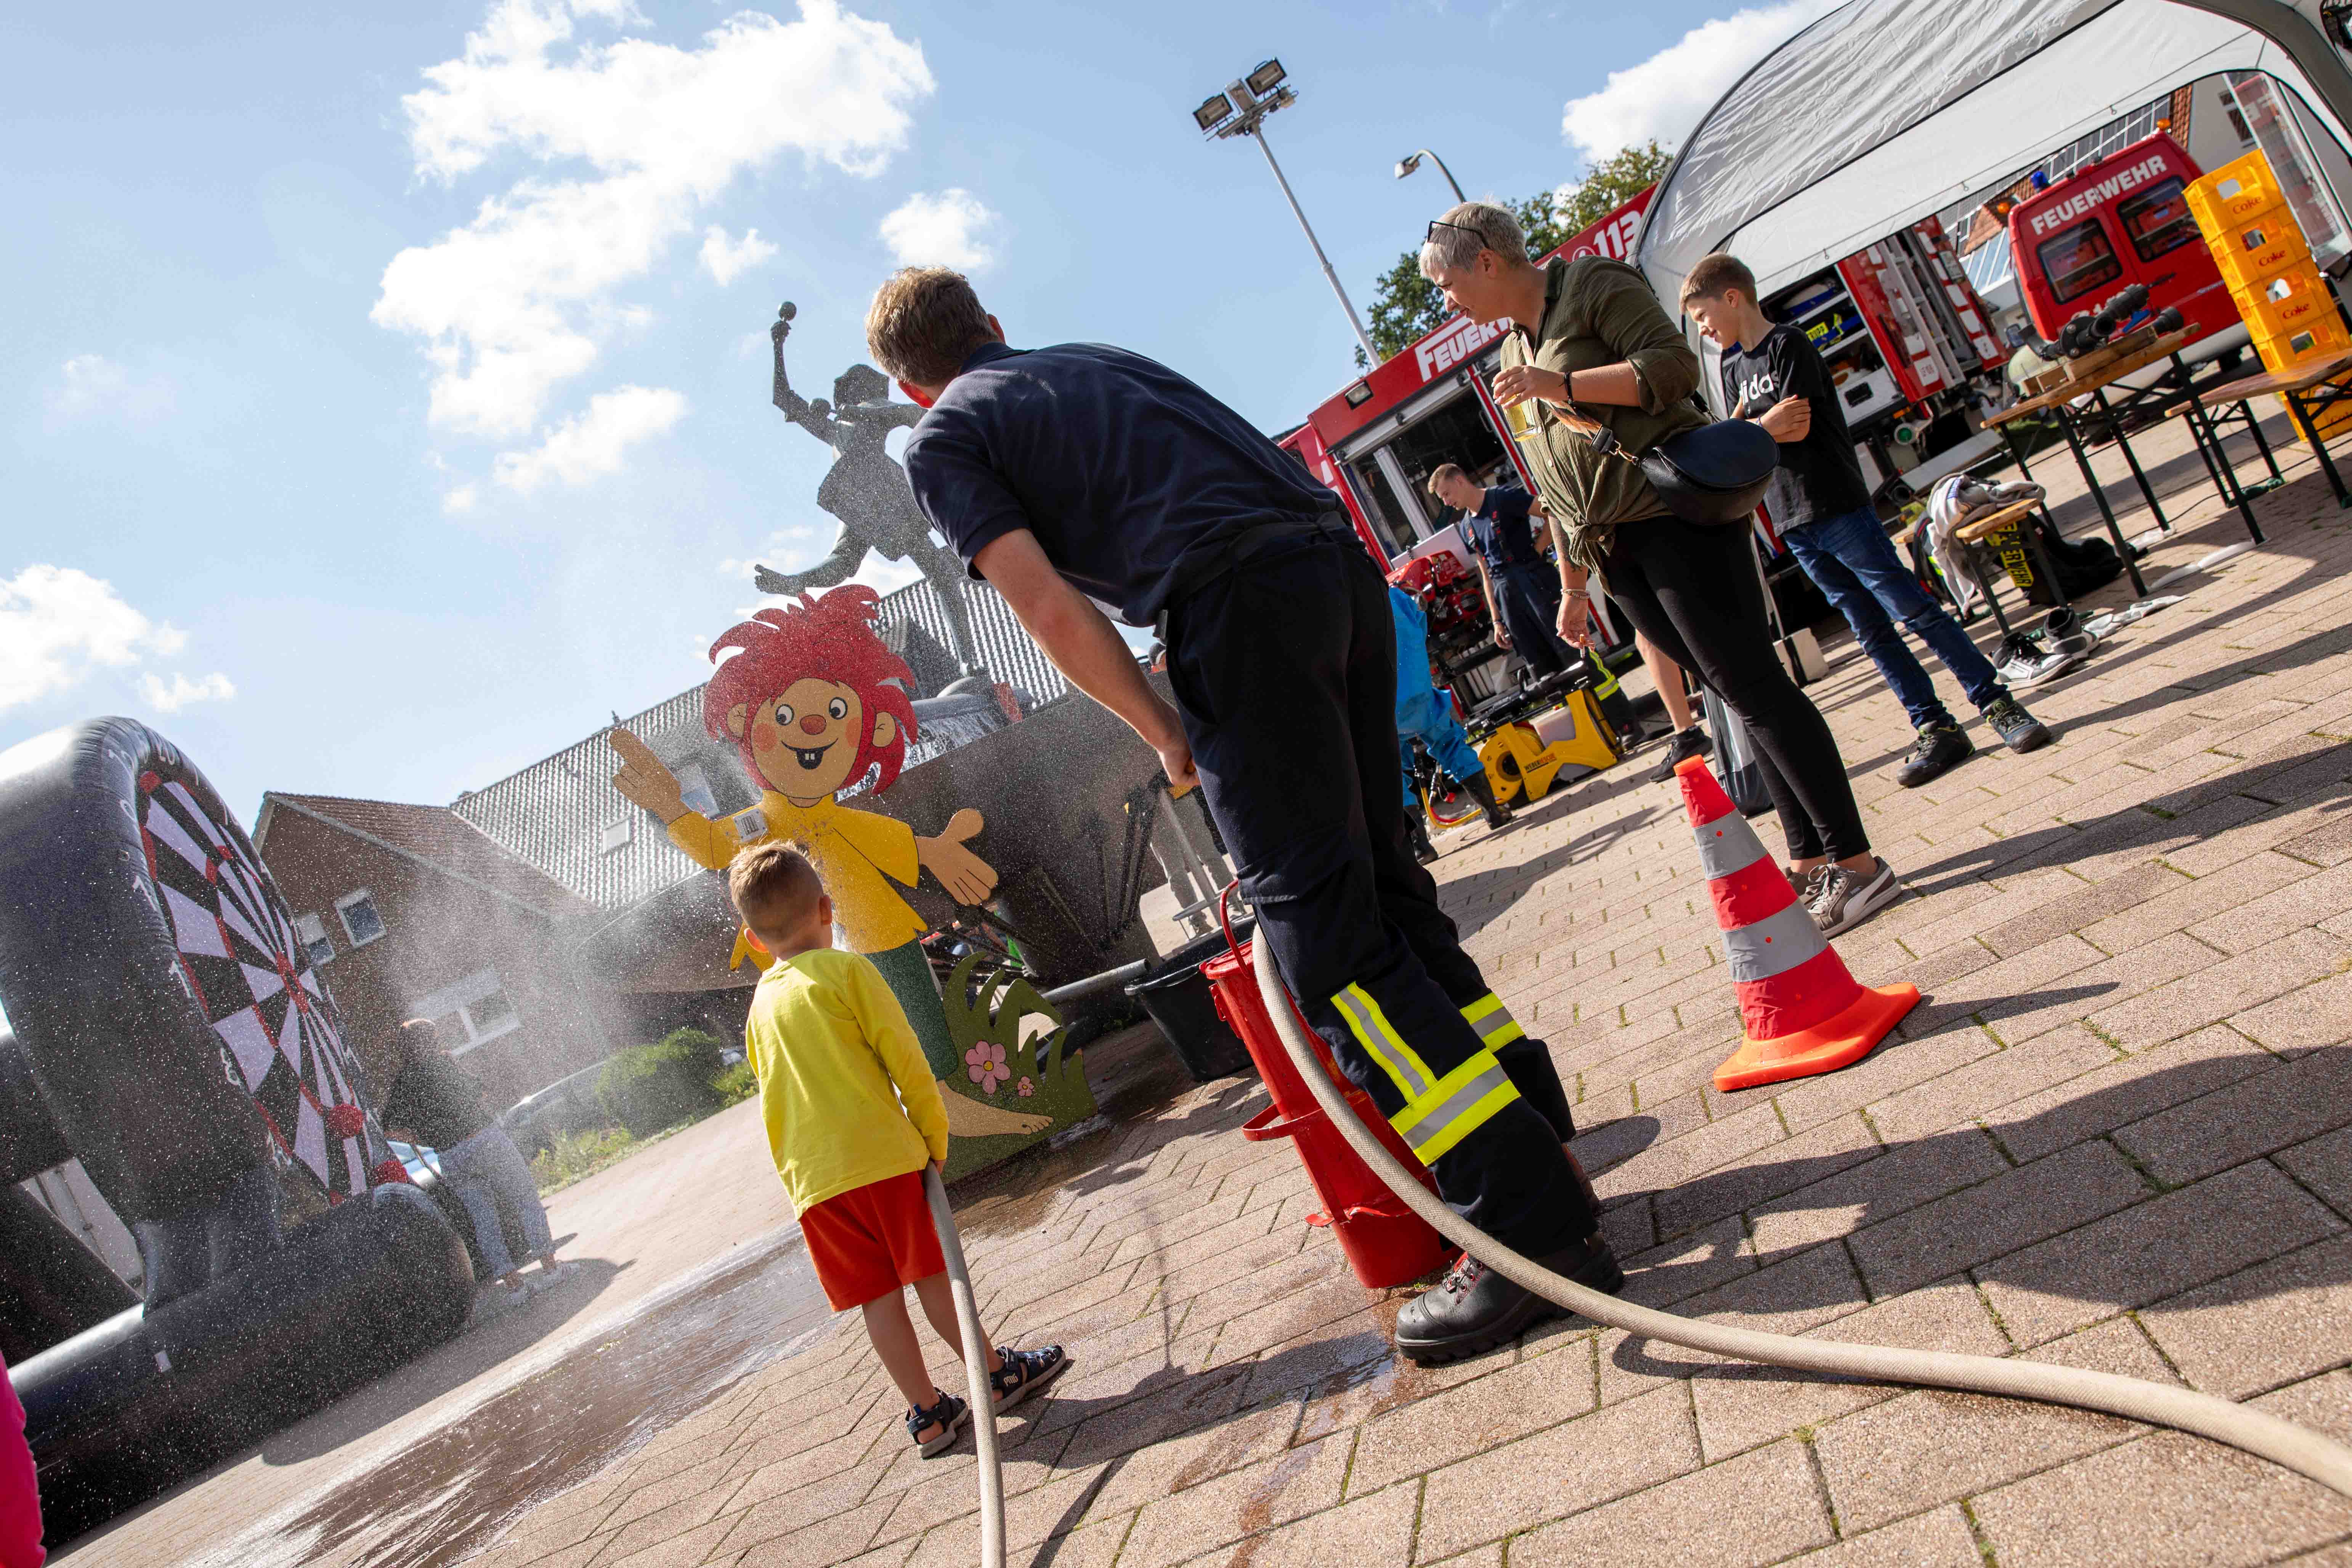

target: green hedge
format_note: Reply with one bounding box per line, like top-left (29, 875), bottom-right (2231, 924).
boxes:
top-left (596, 1028), bottom-right (728, 1136)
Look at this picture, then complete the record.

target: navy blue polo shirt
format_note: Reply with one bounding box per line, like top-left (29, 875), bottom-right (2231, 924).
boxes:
top-left (1464, 485), bottom-right (1546, 574)
top-left (902, 341), bottom-right (1340, 626)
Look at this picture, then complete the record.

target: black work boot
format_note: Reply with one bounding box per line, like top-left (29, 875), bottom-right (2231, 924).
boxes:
top-left (1408, 816), bottom-right (1439, 864)
top-left (1393, 1234), bottom-right (1625, 1365)
top-left (1895, 720), bottom-right (1973, 787)
top-left (1463, 770), bottom-right (1514, 829)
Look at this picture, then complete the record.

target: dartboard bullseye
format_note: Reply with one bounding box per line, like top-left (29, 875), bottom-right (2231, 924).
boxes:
top-left (137, 771), bottom-right (380, 1204)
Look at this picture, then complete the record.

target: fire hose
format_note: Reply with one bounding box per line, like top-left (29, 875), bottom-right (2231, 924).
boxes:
top-left (1246, 934), bottom-right (2352, 1501)
top-left (924, 1167), bottom-right (1007, 1568)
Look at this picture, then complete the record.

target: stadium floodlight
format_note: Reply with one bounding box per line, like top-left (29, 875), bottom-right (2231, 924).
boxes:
top-left (1190, 59), bottom-right (1377, 363)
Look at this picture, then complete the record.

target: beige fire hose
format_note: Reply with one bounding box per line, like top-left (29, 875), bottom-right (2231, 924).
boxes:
top-left (1248, 935), bottom-right (2352, 1499)
top-left (924, 1167), bottom-right (1006, 1568)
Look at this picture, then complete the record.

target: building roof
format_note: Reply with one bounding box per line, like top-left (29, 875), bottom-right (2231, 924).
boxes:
top-left (258, 792), bottom-right (596, 921)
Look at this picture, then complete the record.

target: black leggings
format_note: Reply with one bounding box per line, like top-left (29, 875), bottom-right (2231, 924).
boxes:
top-left (1602, 517), bottom-right (1869, 864)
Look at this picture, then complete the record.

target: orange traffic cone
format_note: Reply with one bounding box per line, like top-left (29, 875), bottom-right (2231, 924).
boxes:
top-left (1676, 755), bottom-right (1919, 1092)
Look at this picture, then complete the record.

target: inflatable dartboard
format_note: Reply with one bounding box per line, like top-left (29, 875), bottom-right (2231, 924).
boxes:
top-left (0, 718), bottom-right (398, 1285)
top-left (138, 762), bottom-right (382, 1202)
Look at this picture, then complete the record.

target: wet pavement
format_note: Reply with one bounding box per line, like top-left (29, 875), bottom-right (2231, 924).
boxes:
top-left (246, 1235), bottom-right (834, 1568)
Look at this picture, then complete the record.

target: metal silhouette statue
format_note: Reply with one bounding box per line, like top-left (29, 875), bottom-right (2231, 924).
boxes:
top-left (753, 302), bottom-right (984, 677)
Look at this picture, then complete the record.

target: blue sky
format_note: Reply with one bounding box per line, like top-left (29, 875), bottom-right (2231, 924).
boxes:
top-left (3, 0), bottom-right (1829, 824)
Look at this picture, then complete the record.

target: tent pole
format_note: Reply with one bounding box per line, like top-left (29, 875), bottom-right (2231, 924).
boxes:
top-left (2172, 1), bottom-right (2352, 158)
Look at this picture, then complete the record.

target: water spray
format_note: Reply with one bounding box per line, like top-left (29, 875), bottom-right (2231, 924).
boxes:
top-left (1246, 935), bottom-right (2352, 1500)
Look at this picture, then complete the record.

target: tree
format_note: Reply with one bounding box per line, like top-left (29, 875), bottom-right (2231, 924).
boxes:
top-left (1359, 141), bottom-right (1676, 365)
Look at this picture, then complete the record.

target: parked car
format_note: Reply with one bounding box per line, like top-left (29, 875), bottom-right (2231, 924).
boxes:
top-left (496, 1060), bottom-right (613, 1159)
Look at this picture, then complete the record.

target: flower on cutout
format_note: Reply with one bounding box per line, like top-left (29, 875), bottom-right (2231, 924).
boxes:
top-left (1016, 1076), bottom-right (1035, 1098)
top-left (965, 1040), bottom-right (1009, 1094)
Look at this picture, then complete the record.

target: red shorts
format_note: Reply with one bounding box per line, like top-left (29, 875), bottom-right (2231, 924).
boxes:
top-left (800, 1170), bottom-right (945, 1310)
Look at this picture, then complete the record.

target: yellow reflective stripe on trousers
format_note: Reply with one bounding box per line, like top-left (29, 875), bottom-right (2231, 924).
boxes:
top-left (1461, 992), bottom-right (1525, 1049)
top-left (1330, 984), bottom-right (1436, 1101)
top-left (1390, 1048), bottom-right (1521, 1165)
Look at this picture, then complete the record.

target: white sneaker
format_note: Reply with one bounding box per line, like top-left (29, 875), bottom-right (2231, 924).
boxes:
top-left (527, 1261), bottom-right (577, 1294)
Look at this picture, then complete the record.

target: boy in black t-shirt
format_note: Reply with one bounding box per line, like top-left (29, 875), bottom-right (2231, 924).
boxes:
top-left (1681, 254), bottom-right (2052, 818)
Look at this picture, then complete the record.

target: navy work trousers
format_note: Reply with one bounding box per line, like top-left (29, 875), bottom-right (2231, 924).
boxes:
top-left (1494, 560), bottom-right (1574, 678)
top-left (1164, 538), bottom-right (1595, 1258)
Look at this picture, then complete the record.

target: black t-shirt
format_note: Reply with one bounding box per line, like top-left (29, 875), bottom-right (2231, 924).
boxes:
top-left (903, 342), bottom-right (1341, 626)
top-left (381, 1051), bottom-right (491, 1150)
top-left (1465, 485), bottom-right (1545, 573)
top-left (1718, 322), bottom-right (1873, 531)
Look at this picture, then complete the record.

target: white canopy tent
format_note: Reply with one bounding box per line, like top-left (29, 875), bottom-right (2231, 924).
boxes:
top-left (1636, 0), bottom-right (2352, 308)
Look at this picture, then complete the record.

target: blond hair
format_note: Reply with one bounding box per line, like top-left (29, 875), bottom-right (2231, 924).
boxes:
top-left (865, 267), bottom-right (998, 387)
top-left (1420, 201), bottom-right (1526, 278)
top-left (1426, 463), bottom-right (1467, 498)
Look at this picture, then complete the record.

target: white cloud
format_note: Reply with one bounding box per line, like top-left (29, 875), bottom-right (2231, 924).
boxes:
top-left (493, 383), bottom-right (687, 492)
top-left (1559, 0), bottom-right (1837, 164)
top-left (373, 0), bottom-right (934, 440)
top-left (878, 189), bottom-right (997, 269)
top-left (138, 671), bottom-right (237, 713)
top-left (699, 225), bottom-right (778, 284)
top-left (0, 565), bottom-right (190, 712)
top-left (443, 482), bottom-right (482, 514)
top-left (46, 355), bottom-right (177, 422)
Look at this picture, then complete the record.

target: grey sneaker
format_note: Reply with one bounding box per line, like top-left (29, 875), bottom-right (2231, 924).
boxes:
top-left (1808, 857), bottom-right (1902, 937)
top-left (1982, 694), bottom-right (2053, 754)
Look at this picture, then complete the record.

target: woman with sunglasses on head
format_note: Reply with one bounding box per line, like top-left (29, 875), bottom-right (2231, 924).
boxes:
top-left (1417, 203), bottom-right (1898, 935)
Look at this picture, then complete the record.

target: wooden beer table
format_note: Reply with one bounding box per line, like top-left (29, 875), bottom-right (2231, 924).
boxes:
top-left (2201, 348), bottom-right (2352, 512)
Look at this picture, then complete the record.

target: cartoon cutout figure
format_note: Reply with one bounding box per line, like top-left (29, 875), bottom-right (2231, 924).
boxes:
top-left (608, 586), bottom-right (1052, 1142)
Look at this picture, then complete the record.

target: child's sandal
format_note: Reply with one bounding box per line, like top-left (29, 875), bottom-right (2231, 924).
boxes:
top-left (988, 1344), bottom-right (1069, 1414)
top-left (906, 1389), bottom-right (969, 1457)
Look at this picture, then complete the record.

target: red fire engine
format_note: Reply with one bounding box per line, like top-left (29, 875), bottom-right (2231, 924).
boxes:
top-left (2007, 133), bottom-right (2240, 348)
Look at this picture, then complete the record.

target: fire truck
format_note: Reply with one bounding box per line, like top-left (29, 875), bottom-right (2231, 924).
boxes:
top-left (1747, 215), bottom-right (2010, 505)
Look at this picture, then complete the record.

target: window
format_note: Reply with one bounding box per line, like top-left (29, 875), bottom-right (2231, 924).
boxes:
top-left (334, 889), bottom-right (385, 948)
top-left (412, 969), bottom-right (523, 1055)
top-left (674, 764), bottom-right (719, 818)
top-left (294, 913), bottom-right (334, 967)
top-left (2118, 177), bottom-right (2198, 263)
top-left (599, 817), bottom-right (634, 855)
top-left (2036, 218), bottom-right (2123, 305)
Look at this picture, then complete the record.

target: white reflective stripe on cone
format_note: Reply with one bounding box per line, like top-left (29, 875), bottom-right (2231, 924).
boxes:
top-left (1721, 901), bottom-right (1829, 983)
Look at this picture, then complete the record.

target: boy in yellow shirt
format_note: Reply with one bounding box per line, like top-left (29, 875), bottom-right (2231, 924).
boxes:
top-left (729, 841), bottom-right (1067, 1456)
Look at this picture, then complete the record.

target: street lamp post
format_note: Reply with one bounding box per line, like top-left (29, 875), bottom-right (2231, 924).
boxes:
top-left (1394, 148), bottom-right (1466, 204)
top-left (1193, 60), bottom-right (1380, 365)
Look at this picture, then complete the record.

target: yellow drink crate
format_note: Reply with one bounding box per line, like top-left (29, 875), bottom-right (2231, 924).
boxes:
top-left (2209, 210), bottom-right (2312, 293)
top-left (2238, 263), bottom-right (2339, 342)
top-left (2186, 149), bottom-right (2292, 234)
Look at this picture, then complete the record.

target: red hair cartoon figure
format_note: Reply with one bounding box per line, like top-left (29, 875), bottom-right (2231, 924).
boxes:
top-left (608, 587), bottom-right (1001, 1083)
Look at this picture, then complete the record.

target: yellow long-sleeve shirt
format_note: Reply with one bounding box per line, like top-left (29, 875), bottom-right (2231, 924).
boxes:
top-left (668, 791), bottom-right (926, 956)
top-left (744, 946), bottom-right (950, 1215)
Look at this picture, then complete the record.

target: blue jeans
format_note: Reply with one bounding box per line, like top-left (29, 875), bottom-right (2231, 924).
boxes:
top-left (440, 1127), bottom-right (553, 1279)
top-left (1397, 689), bottom-right (1485, 810)
top-left (1782, 505), bottom-right (2007, 729)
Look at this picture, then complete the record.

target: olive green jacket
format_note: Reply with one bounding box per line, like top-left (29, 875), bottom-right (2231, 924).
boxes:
top-left (1498, 256), bottom-right (1707, 571)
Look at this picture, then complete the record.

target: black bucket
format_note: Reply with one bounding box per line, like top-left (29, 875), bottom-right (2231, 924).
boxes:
top-left (1127, 923), bottom-right (1258, 1084)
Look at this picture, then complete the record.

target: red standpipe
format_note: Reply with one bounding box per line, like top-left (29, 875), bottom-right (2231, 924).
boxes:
top-left (1201, 889), bottom-right (1452, 1290)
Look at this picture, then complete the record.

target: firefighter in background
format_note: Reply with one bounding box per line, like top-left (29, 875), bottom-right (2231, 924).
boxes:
top-left (1391, 580), bottom-right (1510, 862)
top-left (870, 266), bottom-right (1619, 1363)
top-left (1429, 464), bottom-right (1645, 740)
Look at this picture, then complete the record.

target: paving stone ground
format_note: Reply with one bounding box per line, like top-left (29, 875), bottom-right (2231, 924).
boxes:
top-left (70, 408), bottom-right (2352, 1566)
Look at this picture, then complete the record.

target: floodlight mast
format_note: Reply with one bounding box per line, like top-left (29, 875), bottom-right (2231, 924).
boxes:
top-left (1195, 60), bottom-right (1380, 364)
